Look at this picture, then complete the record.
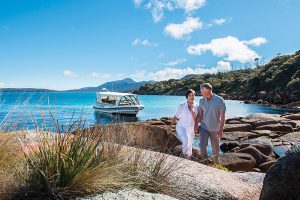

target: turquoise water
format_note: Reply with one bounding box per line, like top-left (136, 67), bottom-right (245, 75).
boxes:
top-left (0, 92), bottom-right (290, 132)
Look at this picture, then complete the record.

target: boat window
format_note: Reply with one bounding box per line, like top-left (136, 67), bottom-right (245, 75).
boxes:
top-left (130, 95), bottom-right (140, 105)
top-left (118, 96), bottom-right (134, 105)
top-left (101, 96), bottom-right (117, 105)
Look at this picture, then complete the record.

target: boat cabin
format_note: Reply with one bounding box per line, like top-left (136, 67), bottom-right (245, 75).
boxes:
top-left (96, 92), bottom-right (141, 106)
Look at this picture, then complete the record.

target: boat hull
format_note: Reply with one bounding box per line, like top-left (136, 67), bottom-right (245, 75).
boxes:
top-left (93, 104), bottom-right (144, 115)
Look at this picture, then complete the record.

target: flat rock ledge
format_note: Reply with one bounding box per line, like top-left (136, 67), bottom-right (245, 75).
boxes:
top-left (77, 189), bottom-right (177, 200)
top-left (79, 148), bottom-right (264, 200)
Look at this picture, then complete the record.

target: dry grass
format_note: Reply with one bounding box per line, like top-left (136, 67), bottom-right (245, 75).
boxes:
top-left (120, 148), bottom-right (181, 195)
top-left (0, 134), bottom-right (26, 200)
top-left (20, 128), bottom-right (120, 199)
top-left (16, 122), bottom-right (182, 199)
top-left (0, 93), bottom-right (182, 199)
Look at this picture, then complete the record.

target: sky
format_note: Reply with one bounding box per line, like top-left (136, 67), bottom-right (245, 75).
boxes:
top-left (0, 0), bottom-right (299, 90)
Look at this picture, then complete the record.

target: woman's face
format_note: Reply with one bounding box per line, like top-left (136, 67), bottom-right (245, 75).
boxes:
top-left (187, 92), bottom-right (195, 102)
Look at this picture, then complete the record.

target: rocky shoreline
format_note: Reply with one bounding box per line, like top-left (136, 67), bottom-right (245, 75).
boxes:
top-left (223, 94), bottom-right (300, 110)
top-left (1, 112), bottom-right (299, 200)
top-left (216, 89), bottom-right (300, 108)
top-left (204, 92), bottom-right (300, 110)
top-left (137, 112), bottom-right (300, 173)
top-left (78, 112), bottom-right (300, 199)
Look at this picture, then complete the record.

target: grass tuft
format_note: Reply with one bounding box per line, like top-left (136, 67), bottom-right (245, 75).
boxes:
top-left (0, 96), bottom-right (182, 199)
top-left (0, 133), bottom-right (25, 200)
top-left (212, 164), bottom-right (230, 172)
top-left (18, 122), bottom-right (182, 199)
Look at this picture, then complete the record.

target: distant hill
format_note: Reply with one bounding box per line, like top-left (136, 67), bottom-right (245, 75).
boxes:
top-left (136, 50), bottom-right (300, 105)
top-left (67, 78), bottom-right (156, 93)
top-left (0, 78), bottom-right (156, 93)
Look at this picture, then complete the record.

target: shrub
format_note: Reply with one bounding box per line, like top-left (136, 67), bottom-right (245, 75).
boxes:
top-left (212, 164), bottom-right (230, 172)
top-left (22, 128), bottom-right (128, 199)
top-left (19, 123), bottom-right (181, 199)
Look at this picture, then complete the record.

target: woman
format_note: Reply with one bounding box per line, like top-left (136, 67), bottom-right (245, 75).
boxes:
top-left (169, 89), bottom-right (198, 159)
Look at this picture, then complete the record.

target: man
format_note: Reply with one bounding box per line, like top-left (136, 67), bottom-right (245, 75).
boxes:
top-left (194, 83), bottom-right (226, 164)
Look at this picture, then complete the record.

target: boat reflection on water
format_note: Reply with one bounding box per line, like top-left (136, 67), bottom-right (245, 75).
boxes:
top-left (94, 110), bottom-right (139, 125)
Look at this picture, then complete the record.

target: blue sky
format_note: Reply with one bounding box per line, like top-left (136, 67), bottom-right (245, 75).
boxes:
top-left (0, 0), bottom-right (299, 90)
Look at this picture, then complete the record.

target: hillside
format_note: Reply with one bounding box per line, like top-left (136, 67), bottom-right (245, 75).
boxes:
top-left (67, 78), bottom-right (155, 93)
top-left (136, 50), bottom-right (300, 105)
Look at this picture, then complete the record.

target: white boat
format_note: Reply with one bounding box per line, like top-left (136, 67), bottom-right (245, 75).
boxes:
top-left (93, 90), bottom-right (144, 115)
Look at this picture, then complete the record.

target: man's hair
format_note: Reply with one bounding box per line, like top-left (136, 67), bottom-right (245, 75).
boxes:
top-left (185, 89), bottom-right (195, 99)
top-left (200, 83), bottom-right (213, 90)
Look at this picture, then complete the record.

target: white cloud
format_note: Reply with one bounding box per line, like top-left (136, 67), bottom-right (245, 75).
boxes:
top-left (0, 82), bottom-right (5, 88)
top-left (243, 37), bottom-right (267, 47)
top-left (130, 61), bottom-right (231, 81)
top-left (175, 0), bottom-right (206, 12)
top-left (214, 60), bottom-right (232, 72)
top-left (212, 18), bottom-right (226, 25)
top-left (165, 58), bottom-right (186, 66)
top-left (132, 38), bottom-right (158, 47)
top-left (187, 36), bottom-right (266, 63)
top-left (165, 17), bottom-right (203, 39)
top-left (138, 0), bottom-right (206, 23)
top-left (145, 0), bottom-right (174, 23)
top-left (133, 0), bottom-right (143, 7)
top-left (206, 17), bottom-right (231, 27)
top-left (63, 70), bottom-right (78, 78)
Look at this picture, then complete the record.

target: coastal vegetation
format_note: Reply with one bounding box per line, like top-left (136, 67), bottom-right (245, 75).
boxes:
top-left (0, 120), bottom-right (181, 199)
top-left (212, 164), bottom-right (230, 172)
top-left (137, 50), bottom-right (300, 105)
top-left (0, 133), bottom-right (24, 200)
top-left (0, 101), bottom-right (299, 199)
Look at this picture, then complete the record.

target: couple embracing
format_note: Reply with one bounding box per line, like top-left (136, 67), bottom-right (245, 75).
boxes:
top-left (170, 83), bottom-right (226, 164)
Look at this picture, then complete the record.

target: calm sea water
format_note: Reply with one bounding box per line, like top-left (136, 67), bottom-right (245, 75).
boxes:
top-left (0, 92), bottom-right (290, 132)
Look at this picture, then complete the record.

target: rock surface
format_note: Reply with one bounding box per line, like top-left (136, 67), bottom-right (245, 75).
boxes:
top-left (237, 146), bottom-right (274, 168)
top-left (91, 122), bottom-right (181, 153)
top-left (80, 148), bottom-right (265, 200)
top-left (170, 158), bottom-right (264, 200)
top-left (78, 189), bottom-right (177, 200)
top-left (220, 153), bottom-right (256, 172)
top-left (222, 131), bottom-right (258, 141)
top-left (108, 113), bottom-right (300, 173)
top-left (283, 113), bottom-right (300, 120)
top-left (260, 144), bottom-right (300, 200)
top-left (220, 143), bottom-right (276, 172)
top-left (279, 131), bottom-right (300, 145)
top-left (224, 124), bottom-right (252, 132)
top-left (220, 141), bottom-right (240, 152)
top-left (255, 124), bottom-right (294, 133)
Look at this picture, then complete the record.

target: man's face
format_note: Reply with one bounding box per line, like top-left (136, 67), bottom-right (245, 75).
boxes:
top-left (200, 87), bottom-right (211, 98)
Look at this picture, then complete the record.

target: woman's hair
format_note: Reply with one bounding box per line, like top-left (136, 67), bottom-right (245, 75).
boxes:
top-left (185, 89), bottom-right (195, 99)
